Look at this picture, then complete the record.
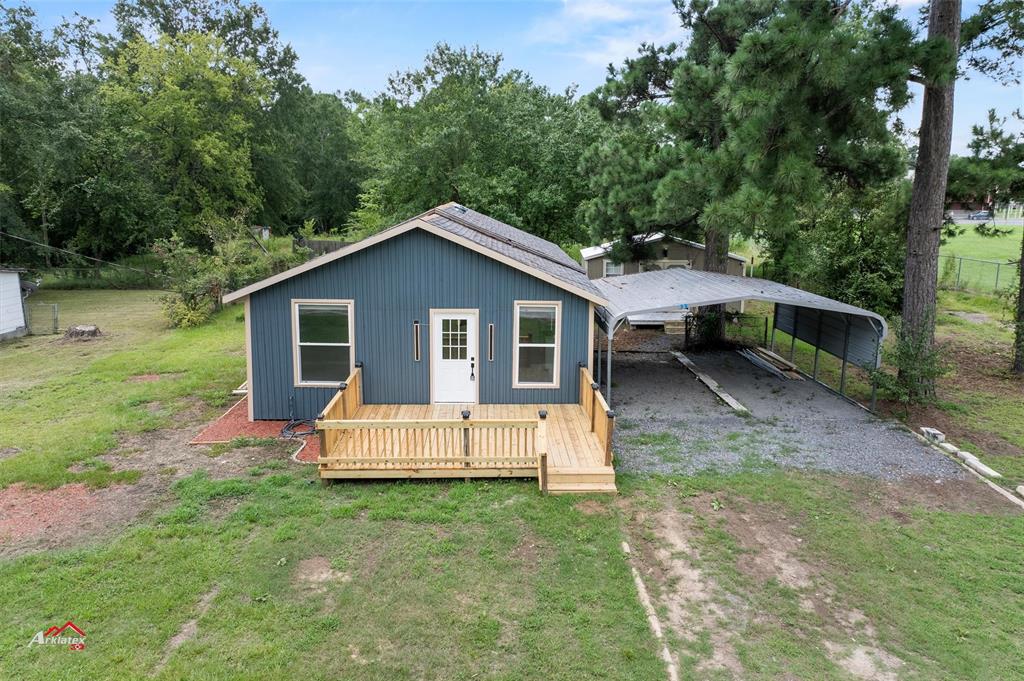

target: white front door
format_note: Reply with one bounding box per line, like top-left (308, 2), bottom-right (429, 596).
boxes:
top-left (431, 310), bottom-right (478, 403)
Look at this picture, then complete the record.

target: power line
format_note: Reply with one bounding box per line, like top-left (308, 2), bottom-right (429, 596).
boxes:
top-left (0, 230), bottom-right (167, 279)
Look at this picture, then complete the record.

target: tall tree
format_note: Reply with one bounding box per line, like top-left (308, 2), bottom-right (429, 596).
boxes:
top-left (101, 32), bottom-right (270, 246)
top-left (352, 44), bottom-right (601, 245)
top-left (900, 0), bottom-right (1023, 396)
top-left (586, 0), bottom-right (914, 335)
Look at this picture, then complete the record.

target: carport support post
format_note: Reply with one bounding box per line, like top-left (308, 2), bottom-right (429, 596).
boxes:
top-left (812, 310), bottom-right (824, 380)
top-left (596, 339), bottom-right (603, 385)
top-left (869, 328), bottom-right (881, 413)
top-left (789, 307), bottom-right (799, 362)
top-left (605, 330), bottom-right (613, 404)
top-left (839, 314), bottom-right (851, 396)
top-left (769, 304), bottom-right (778, 352)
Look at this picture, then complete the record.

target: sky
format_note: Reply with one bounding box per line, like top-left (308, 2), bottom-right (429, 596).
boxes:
top-left (29, 0), bottom-right (1024, 155)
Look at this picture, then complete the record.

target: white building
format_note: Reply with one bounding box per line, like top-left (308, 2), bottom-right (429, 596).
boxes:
top-left (0, 268), bottom-right (28, 340)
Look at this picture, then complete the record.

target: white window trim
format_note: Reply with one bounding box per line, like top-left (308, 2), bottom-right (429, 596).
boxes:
top-left (512, 300), bottom-right (561, 389)
top-left (603, 259), bottom-right (624, 277)
top-left (291, 298), bottom-right (355, 388)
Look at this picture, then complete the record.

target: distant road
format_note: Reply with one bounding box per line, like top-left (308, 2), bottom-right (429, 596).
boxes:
top-left (952, 217), bottom-right (1023, 227)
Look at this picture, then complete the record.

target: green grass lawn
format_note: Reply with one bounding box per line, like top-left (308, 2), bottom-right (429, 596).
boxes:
top-left (0, 290), bottom-right (245, 488)
top-left (2, 289), bottom-right (1022, 679)
top-left (941, 223), bottom-right (1022, 261)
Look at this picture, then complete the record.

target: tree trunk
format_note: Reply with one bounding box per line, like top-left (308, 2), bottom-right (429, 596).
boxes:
top-left (703, 225), bottom-right (730, 341)
top-left (900, 0), bottom-right (961, 395)
top-left (1013, 229), bottom-right (1024, 374)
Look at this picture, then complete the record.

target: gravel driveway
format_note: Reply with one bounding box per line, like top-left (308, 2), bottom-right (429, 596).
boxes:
top-left (609, 350), bottom-right (965, 480)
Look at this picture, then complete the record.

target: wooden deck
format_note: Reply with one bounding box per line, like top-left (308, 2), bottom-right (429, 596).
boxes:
top-left (316, 368), bottom-right (616, 494)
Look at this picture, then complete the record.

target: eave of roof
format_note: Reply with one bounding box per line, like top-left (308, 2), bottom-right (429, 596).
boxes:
top-left (222, 207), bottom-right (607, 306)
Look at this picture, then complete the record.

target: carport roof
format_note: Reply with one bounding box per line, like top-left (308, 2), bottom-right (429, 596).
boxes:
top-left (593, 268), bottom-right (888, 337)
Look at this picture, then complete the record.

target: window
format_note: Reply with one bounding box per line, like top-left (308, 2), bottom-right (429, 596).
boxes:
top-left (292, 300), bottom-right (353, 386)
top-left (603, 259), bottom-right (624, 277)
top-left (413, 321), bottom-right (421, 361)
top-left (513, 301), bottom-right (560, 388)
top-left (441, 318), bottom-right (468, 360)
top-left (487, 323), bottom-right (495, 361)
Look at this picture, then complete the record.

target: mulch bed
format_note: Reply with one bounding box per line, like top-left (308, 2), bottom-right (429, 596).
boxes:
top-left (191, 397), bottom-right (319, 463)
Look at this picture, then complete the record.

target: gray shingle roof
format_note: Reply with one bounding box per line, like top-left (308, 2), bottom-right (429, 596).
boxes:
top-left (424, 204), bottom-right (601, 300)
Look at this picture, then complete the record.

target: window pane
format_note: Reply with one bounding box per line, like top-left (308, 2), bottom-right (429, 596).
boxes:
top-left (518, 346), bottom-right (555, 384)
top-left (300, 345), bottom-right (350, 383)
top-left (518, 306), bottom-right (556, 344)
top-left (298, 305), bottom-right (349, 343)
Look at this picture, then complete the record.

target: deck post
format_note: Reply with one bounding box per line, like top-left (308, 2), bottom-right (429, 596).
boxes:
top-left (590, 382), bottom-right (599, 432)
top-left (461, 410), bottom-right (471, 477)
top-left (604, 410), bottom-right (615, 467)
top-left (537, 410), bottom-right (548, 494)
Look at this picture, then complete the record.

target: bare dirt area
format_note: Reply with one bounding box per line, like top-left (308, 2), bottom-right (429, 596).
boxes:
top-left (622, 491), bottom-right (907, 679)
top-left (836, 475), bottom-right (1019, 523)
top-left (0, 408), bottom-right (309, 560)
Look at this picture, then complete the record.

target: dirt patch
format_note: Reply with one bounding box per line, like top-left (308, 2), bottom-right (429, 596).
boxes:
top-left (573, 499), bottom-right (610, 516)
top-left (626, 498), bottom-right (743, 676)
top-left (293, 556), bottom-right (350, 592)
top-left (0, 446), bottom-right (20, 461)
top-left (0, 407), bottom-right (304, 559)
top-left (948, 311), bottom-right (992, 325)
top-left (824, 641), bottom-right (903, 681)
top-left (509, 529), bottom-right (549, 568)
top-left (689, 494), bottom-right (814, 590)
top-left (837, 475), bottom-right (1020, 523)
top-left (624, 493), bottom-right (908, 677)
top-left (154, 585), bottom-right (220, 674)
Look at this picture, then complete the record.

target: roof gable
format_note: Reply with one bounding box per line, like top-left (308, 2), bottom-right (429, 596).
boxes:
top-left (222, 205), bottom-right (606, 305)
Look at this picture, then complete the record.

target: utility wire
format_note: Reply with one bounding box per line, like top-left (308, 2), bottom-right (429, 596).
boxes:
top-left (0, 229), bottom-right (168, 279)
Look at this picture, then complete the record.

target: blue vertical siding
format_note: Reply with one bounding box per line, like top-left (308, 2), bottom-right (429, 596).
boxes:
top-left (248, 228), bottom-right (591, 419)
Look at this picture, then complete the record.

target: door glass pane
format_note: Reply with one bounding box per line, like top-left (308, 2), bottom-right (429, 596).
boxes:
top-left (441, 317), bottom-right (467, 360)
top-left (298, 305), bottom-right (349, 343)
top-left (518, 306), bottom-right (555, 344)
top-left (518, 346), bottom-right (555, 383)
top-left (300, 345), bottom-right (350, 383)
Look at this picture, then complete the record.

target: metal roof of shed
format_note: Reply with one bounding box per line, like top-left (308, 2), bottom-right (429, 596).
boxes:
top-left (593, 268), bottom-right (887, 338)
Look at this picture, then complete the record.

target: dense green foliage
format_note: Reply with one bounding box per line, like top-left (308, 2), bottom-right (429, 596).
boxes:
top-left (350, 44), bottom-right (602, 246)
top-left (584, 0), bottom-right (914, 272)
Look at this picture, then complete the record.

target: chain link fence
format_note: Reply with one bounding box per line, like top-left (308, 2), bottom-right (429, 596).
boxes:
top-left (26, 303), bottom-right (59, 335)
top-left (938, 254), bottom-right (1020, 295)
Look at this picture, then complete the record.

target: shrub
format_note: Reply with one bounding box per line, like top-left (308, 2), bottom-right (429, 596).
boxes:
top-left (154, 229), bottom-right (306, 328)
top-left (872, 315), bottom-right (948, 405)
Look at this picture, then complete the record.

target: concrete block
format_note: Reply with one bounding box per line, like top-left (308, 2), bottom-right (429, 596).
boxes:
top-left (920, 427), bottom-right (945, 443)
top-left (1016, 486), bottom-right (1024, 499)
top-left (958, 452), bottom-right (1003, 479)
top-left (938, 442), bottom-right (959, 455)
top-left (957, 450), bottom-right (978, 463)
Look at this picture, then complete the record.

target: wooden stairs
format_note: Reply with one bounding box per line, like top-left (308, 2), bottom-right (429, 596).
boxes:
top-left (547, 465), bottom-right (617, 494)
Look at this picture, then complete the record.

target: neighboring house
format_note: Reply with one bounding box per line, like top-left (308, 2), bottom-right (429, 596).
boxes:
top-left (0, 268), bottom-right (28, 340)
top-left (581, 234), bottom-right (748, 326)
top-left (580, 233), bottom-right (747, 279)
top-left (223, 203), bottom-right (606, 422)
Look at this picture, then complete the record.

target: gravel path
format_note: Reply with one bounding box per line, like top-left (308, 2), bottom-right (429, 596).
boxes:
top-left (609, 351), bottom-right (965, 480)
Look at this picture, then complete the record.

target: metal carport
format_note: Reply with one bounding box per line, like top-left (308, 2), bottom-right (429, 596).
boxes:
top-left (592, 268), bottom-right (888, 407)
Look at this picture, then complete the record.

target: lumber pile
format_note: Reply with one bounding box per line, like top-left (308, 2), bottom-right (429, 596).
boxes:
top-left (736, 346), bottom-right (804, 380)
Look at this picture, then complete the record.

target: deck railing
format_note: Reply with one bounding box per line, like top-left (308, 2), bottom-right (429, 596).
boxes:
top-left (317, 366), bottom-right (364, 455)
top-left (579, 366), bottom-right (615, 466)
top-left (316, 403), bottom-right (549, 488)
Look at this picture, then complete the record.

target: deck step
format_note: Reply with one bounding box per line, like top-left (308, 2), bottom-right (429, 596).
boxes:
top-left (547, 481), bottom-right (618, 494)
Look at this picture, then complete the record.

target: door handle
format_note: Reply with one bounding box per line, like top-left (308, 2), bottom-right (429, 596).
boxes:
top-left (470, 357), bottom-right (475, 381)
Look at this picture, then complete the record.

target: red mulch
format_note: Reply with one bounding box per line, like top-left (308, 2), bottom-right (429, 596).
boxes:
top-left (190, 397), bottom-right (320, 463)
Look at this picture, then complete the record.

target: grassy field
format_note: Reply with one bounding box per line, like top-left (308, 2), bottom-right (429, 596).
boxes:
top-left (1, 290), bottom-right (1022, 679)
top-left (0, 290), bottom-right (244, 488)
top-left (941, 223), bottom-right (1022, 261)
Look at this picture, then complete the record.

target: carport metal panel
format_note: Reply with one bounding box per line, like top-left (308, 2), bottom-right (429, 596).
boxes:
top-left (591, 269), bottom-right (887, 407)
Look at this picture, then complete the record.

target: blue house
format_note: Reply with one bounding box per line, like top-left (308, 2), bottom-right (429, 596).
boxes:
top-left (223, 203), bottom-right (606, 422)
